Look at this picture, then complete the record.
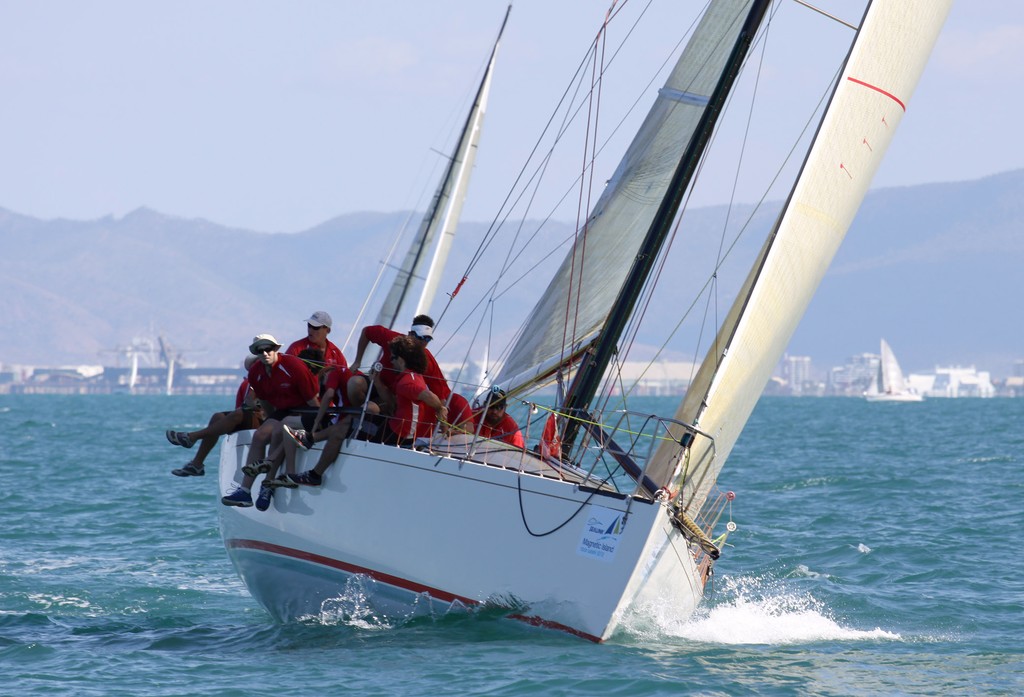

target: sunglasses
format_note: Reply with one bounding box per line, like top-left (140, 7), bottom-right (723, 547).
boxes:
top-left (409, 332), bottom-right (432, 344)
top-left (308, 324), bottom-right (327, 331)
top-left (253, 346), bottom-right (276, 355)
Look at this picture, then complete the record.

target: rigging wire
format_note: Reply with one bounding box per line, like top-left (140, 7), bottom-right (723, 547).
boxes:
top-left (591, 0), bottom-right (848, 415)
top-left (436, 0), bottom-right (698, 377)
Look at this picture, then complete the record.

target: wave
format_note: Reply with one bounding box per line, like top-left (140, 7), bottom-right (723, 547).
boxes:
top-left (619, 574), bottom-right (901, 645)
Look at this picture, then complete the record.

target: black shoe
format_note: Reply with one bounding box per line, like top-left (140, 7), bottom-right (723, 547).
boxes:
top-left (172, 462), bottom-right (204, 477)
top-left (288, 470), bottom-right (323, 487)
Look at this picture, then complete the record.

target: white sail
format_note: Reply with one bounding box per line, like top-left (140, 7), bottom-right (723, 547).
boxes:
top-left (375, 8), bottom-right (508, 328)
top-left (653, 0), bottom-right (951, 510)
top-left (880, 338), bottom-right (906, 393)
top-left (866, 338), bottom-right (923, 401)
top-left (496, 0), bottom-right (755, 393)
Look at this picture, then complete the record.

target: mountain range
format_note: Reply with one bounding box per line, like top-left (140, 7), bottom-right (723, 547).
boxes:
top-left (2, 169), bottom-right (1021, 378)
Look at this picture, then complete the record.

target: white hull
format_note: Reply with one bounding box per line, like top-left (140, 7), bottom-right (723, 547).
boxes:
top-left (864, 392), bottom-right (923, 403)
top-left (217, 432), bottom-right (707, 641)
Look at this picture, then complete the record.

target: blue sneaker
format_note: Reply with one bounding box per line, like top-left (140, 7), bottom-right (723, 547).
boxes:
top-left (221, 488), bottom-right (253, 507)
top-left (255, 484), bottom-right (274, 512)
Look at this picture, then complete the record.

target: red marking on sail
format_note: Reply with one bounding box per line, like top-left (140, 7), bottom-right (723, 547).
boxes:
top-left (839, 163), bottom-right (853, 180)
top-left (847, 77), bottom-right (906, 111)
top-left (862, 137), bottom-right (873, 152)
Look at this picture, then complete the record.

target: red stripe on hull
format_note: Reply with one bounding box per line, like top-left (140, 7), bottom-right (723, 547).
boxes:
top-left (226, 538), bottom-right (603, 643)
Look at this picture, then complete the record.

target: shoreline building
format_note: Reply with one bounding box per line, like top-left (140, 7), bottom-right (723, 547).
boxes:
top-left (908, 366), bottom-right (995, 398)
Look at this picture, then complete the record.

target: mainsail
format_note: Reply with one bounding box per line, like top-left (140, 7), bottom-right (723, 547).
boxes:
top-left (374, 6), bottom-right (510, 328)
top-left (652, 0), bottom-right (952, 511)
top-left (495, 0), bottom-right (759, 393)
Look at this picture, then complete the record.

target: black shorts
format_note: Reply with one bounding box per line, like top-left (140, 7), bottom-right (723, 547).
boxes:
top-left (223, 406), bottom-right (264, 433)
top-left (266, 408), bottom-right (317, 432)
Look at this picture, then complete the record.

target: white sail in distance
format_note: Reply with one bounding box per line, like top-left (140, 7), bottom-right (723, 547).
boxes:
top-left (880, 338), bottom-right (908, 394)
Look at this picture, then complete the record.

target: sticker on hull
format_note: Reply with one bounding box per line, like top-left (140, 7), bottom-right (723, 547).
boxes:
top-left (577, 505), bottom-right (625, 562)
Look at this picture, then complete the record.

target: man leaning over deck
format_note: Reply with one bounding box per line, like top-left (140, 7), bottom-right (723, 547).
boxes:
top-left (221, 333), bottom-right (319, 510)
top-left (349, 314), bottom-right (451, 438)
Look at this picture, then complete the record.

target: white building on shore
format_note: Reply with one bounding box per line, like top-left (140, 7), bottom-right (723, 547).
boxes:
top-left (907, 365), bottom-right (995, 398)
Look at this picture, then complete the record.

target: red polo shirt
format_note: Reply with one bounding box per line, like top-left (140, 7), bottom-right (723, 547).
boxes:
top-left (323, 366), bottom-right (356, 408)
top-left (362, 325), bottom-right (450, 400)
top-left (247, 353), bottom-right (319, 411)
top-left (285, 337), bottom-right (347, 371)
top-left (388, 371), bottom-right (429, 440)
top-left (473, 411), bottom-right (525, 448)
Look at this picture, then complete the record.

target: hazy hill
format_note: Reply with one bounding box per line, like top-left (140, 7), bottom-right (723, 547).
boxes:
top-left (1, 169), bottom-right (1021, 376)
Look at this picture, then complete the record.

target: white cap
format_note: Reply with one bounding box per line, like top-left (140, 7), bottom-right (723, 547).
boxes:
top-left (249, 333), bottom-right (282, 354)
top-left (305, 310), bottom-right (333, 328)
top-left (409, 323), bottom-right (433, 340)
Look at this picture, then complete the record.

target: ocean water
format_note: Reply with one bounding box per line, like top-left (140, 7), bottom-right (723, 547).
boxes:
top-left (0, 394), bottom-right (1021, 696)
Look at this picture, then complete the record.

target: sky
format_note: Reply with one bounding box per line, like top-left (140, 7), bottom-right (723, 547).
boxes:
top-left (1, 0), bottom-right (1021, 233)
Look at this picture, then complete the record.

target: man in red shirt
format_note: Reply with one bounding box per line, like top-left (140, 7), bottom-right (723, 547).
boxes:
top-left (471, 388), bottom-right (524, 448)
top-left (349, 314), bottom-right (450, 438)
top-left (382, 335), bottom-right (449, 445)
top-left (222, 333), bottom-right (319, 510)
top-left (165, 356), bottom-right (265, 477)
top-left (285, 310), bottom-right (347, 374)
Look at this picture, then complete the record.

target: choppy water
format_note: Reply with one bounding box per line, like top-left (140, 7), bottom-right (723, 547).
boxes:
top-left (1, 395), bottom-right (1021, 696)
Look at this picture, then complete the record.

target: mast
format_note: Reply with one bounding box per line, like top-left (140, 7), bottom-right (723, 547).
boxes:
top-left (375, 6), bottom-right (510, 328)
top-left (560, 0), bottom-right (772, 451)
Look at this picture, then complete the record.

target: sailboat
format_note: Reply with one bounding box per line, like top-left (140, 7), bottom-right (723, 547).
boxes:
top-left (865, 338), bottom-right (923, 402)
top-left (217, 0), bottom-right (950, 642)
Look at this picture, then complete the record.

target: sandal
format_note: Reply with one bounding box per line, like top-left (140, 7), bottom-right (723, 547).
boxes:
top-left (267, 476), bottom-right (298, 489)
top-left (242, 458), bottom-right (272, 477)
top-left (166, 430), bottom-right (194, 449)
top-left (172, 462), bottom-right (204, 477)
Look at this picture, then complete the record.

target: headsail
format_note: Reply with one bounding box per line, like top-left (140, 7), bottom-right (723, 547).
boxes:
top-left (652, 0), bottom-right (952, 510)
top-left (375, 6), bottom-right (510, 328)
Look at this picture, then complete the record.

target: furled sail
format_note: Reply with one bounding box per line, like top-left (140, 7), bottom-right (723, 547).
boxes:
top-left (375, 6), bottom-right (510, 328)
top-left (495, 0), bottom-right (755, 393)
top-left (650, 0), bottom-right (952, 510)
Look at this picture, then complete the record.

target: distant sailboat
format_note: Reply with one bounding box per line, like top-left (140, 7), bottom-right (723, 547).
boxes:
top-left (865, 338), bottom-right (923, 402)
